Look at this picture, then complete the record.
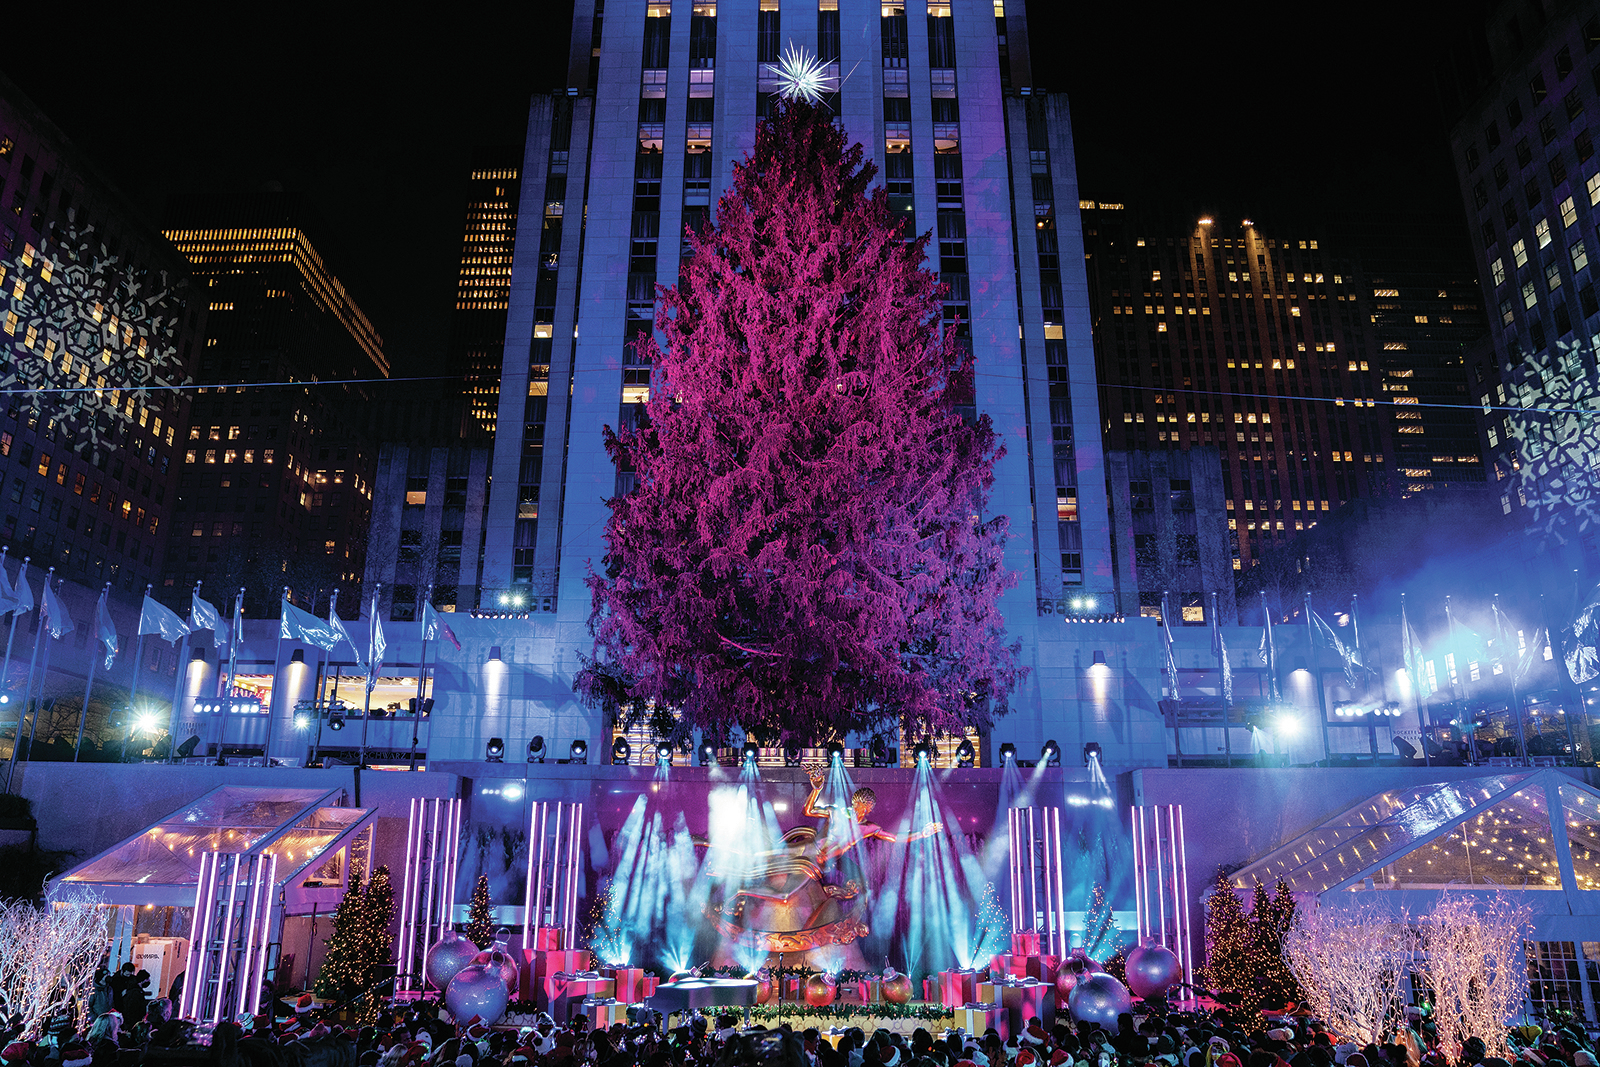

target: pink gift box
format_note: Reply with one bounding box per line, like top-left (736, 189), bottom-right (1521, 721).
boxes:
top-left (856, 978), bottom-right (882, 1004)
top-left (938, 969), bottom-right (981, 1009)
top-left (1012, 931), bottom-right (1041, 956)
top-left (991, 953), bottom-right (1030, 979)
top-left (531, 926), bottom-right (565, 951)
top-left (979, 977), bottom-right (1054, 1035)
top-left (583, 997), bottom-right (627, 1029)
top-left (526, 949), bottom-right (592, 1003)
top-left (604, 966), bottom-right (648, 1004)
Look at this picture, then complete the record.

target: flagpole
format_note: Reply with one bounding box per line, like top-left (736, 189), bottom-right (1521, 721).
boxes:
top-left (1, 556), bottom-right (26, 702)
top-left (1161, 590), bottom-right (1183, 768)
top-left (1306, 590), bottom-right (1332, 765)
top-left (263, 586), bottom-right (288, 767)
top-left (226, 588), bottom-right (242, 713)
top-left (1402, 594), bottom-right (1430, 768)
top-left (7, 567), bottom-right (52, 790)
top-left (412, 585), bottom-right (431, 772)
top-left (128, 583), bottom-right (150, 726)
top-left (1493, 594), bottom-right (1531, 765)
top-left (26, 624), bottom-right (52, 769)
top-left (360, 584), bottom-right (379, 770)
top-left (74, 583), bottom-right (111, 762)
top-left (1211, 591), bottom-right (1231, 769)
top-left (168, 629), bottom-right (191, 764)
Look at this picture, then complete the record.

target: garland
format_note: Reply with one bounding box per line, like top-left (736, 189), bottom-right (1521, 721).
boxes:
top-left (749, 1003), bottom-right (954, 1023)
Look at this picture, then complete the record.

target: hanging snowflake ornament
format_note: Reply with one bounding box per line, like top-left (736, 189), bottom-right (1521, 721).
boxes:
top-left (773, 41), bottom-right (836, 104)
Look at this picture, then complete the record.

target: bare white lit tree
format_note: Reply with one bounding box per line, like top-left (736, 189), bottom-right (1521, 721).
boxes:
top-left (0, 886), bottom-right (109, 1035)
top-left (1282, 899), bottom-right (1415, 1046)
top-left (1415, 892), bottom-right (1532, 1062)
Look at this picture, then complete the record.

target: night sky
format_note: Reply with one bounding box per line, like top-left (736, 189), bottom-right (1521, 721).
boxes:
top-left (2, 0), bottom-right (1473, 379)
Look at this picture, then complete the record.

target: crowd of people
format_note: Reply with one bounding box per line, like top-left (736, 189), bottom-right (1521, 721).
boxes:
top-left (6, 978), bottom-right (1597, 1067)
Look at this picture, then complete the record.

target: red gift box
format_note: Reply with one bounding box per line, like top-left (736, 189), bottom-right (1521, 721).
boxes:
top-left (531, 926), bottom-right (564, 951)
top-left (938, 969), bottom-right (981, 1009)
top-left (991, 953), bottom-right (1030, 979)
top-left (1028, 954), bottom-right (1061, 984)
top-left (781, 975), bottom-right (804, 1002)
top-left (1012, 931), bottom-right (1041, 956)
top-left (604, 967), bottom-right (648, 1004)
top-left (855, 978), bottom-right (882, 1004)
top-left (641, 975), bottom-right (659, 999)
top-left (525, 949), bottom-right (591, 1003)
top-left (543, 972), bottom-right (614, 1020)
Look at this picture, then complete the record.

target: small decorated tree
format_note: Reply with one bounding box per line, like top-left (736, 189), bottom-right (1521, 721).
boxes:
top-left (464, 874), bottom-right (495, 949)
top-left (316, 863), bottom-right (367, 997)
top-left (360, 865), bottom-right (396, 976)
top-left (1201, 870), bottom-right (1253, 1011)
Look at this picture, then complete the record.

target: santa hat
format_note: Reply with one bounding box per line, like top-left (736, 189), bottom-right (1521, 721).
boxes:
top-left (297, 994), bottom-right (316, 1013)
top-left (60, 1046), bottom-right (90, 1067)
top-left (1022, 1023), bottom-right (1047, 1047)
top-left (882, 1049), bottom-right (903, 1067)
top-left (512, 1049), bottom-right (536, 1064)
top-left (1051, 1052), bottom-right (1071, 1067)
top-left (1017, 1051), bottom-right (1037, 1067)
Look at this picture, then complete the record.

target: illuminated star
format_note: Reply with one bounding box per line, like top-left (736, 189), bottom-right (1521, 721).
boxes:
top-left (773, 41), bottom-right (836, 105)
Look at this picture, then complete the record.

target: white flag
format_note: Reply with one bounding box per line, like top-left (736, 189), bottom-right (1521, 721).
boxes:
top-left (41, 581), bottom-right (74, 641)
top-left (95, 588), bottom-right (118, 669)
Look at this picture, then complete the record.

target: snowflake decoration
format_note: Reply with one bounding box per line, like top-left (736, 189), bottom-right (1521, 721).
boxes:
top-left (773, 41), bottom-right (836, 104)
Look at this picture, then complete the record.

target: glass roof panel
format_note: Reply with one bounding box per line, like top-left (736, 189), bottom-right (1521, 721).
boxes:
top-left (59, 786), bottom-right (348, 889)
top-left (1558, 781), bottom-right (1600, 892)
top-left (1380, 783), bottom-right (1561, 889)
top-left (1229, 774), bottom-right (1530, 895)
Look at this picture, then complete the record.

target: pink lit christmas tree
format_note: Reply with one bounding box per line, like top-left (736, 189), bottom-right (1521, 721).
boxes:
top-left (579, 101), bottom-right (1023, 745)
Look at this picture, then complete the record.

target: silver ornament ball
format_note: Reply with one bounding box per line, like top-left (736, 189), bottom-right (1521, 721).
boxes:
top-left (1124, 942), bottom-right (1182, 1000)
top-left (424, 929), bottom-right (481, 991)
top-left (1067, 972), bottom-right (1132, 1027)
top-left (445, 962), bottom-right (510, 1025)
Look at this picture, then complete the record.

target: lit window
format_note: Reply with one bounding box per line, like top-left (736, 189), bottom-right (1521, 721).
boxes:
top-left (1513, 239), bottom-right (1529, 267)
top-left (1491, 257), bottom-right (1505, 285)
top-left (1536, 217), bottom-right (1552, 248)
top-left (1414, 314), bottom-right (1429, 323)
top-left (1561, 196), bottom-right (1578, 228)
top-left (1589, 172), bottom-right (1600, 207)
top-left (185, 450), bottom-right (197, 464)
top-left (1523, 281), bottom-right (1538, 309)
top-left (1572, 240), bottom-right (1589, 273)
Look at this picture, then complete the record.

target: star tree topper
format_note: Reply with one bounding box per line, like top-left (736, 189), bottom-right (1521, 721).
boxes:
top-left (772, 41), bottom-right (837, 104)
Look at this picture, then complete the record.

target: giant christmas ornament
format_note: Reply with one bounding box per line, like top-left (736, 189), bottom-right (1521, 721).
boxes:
top-left (1054, 950), bottom-right (1104, 1004)
top-left (882, 969), bottom-right (912, 1005)
top-left (1067, 973), bottom-right (1132, 1027)
top-left (445, 962), bottom-right (510, 1024)
top-left (473, 946), bottom-right (521, 994)
top-left (755, 977), bottom-right (773, 1004)
top-left (425, 929), bottom-right (480, 991)
top-left (804, 974), bottom-right (837, 1008)
top-left (1124, 941), bottom-right (1181, 1000)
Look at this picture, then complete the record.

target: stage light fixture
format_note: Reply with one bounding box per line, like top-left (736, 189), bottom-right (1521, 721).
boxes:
top-left (420, 697), bottom-right (434, 717)
top-left (955, 738), bottom-right (976, 767)
top-left (1082, 741), bottom-right (1102, 765)
top-left (698, 741), bottom-right (717, 766)
top-left (870, 736), bottom-right (890, 768)
top-left (998, 742), bottom-right (1016, 763)
top-left (1041, 739), bottom-right (1061, 767)
top-left (528, 735), bottom-right (546, 763)
top-left (486, 737), bottom-right (505, 763)
top-left (175, 736), bottom-right (201, 759)
top-left (826, 741), bottom-right (845, 761)
top-left (570, 739), bottom-right (588, 764)
top-left (328, 709), bottom-right (346, 731)
top-left (912, 741), bottom-right (935, 766)
top-left (613, 736), bottom-right (632, 765)
top-left (0, 693), bottom-right (10, 705)
top-left (742, 741), bottom-right (760, 764)
top-left (783, 744), bottom-right (803, 766)
top-left (656, 740), bottom-right (673, 764)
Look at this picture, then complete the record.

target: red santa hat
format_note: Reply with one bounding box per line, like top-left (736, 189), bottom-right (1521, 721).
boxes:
top-left (296, 993), bottom-right (315, 1013)
top-left (1016, 1051), bottom-right (1038, 1067)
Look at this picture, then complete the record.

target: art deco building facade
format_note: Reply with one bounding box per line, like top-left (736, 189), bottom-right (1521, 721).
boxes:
top-left (161, 195), bottom-right (386, 615)
top-left (449, 149), bottom-right (522, 439)
top-left (0, 72), bottom-right (202, 599)
top-left (457, 0), bottom-right (1141, 759)
top-left (1085, 206), bottom-right (1487, 577)
top-left (1450, 0), bottom-right (1600, 560)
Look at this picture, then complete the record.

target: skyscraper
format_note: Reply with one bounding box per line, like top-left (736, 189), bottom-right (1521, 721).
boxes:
top-left (466, 0), bottom-right (1149, 760)
top-left (450, 149), bottom-right (522, 439)
top-left (1449, 0), bottom-right (1600, 560)
top-left (0, 71), bottom-right (202, 596)
top-left (161, 194), bottom-right (386, 613)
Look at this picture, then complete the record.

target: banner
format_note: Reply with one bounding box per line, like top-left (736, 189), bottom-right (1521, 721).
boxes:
top-left (138, 595), bottom-right (191, 643)
top-left (95, 589), bottom-right (118, 669)
top-left (41, 581), bottom-right (74, 640)
top-left (281, 598), bottom-right (340, 652)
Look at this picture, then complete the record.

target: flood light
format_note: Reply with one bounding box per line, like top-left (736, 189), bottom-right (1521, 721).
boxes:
top-left (570, 739), bottom-right (588, 764)
top-left (486, 737), bottom-right (505, 762)
top-left (656, 740), bottom-right (673, 763)
top-left (913, 741), bottom-right (935, 765)
top-left (955, 738), bottom-right (976, 767)
top-left (1083, 741), bottom-right (1102, 765)
top-left (528, 735), bottom-right (546, 763)
top-left (698, 741), bottom-right (717, 766)
top-left (612, 736), bottom-right (632, 765)
top-left (1041, 739), bottom-right (1061, 766)
top-left (998, 742), bottom-right (1016, 763)
top-left (742, 741), bottom-right (760, 764)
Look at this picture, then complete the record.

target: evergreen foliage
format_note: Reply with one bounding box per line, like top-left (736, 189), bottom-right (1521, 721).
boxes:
top-left (464, 874), bottom-right (495, 949)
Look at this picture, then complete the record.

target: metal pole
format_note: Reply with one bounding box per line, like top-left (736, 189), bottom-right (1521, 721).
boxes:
top-left (0, 553), bottom-right (21, 695)
top-left (168, 631), bottom-right (191, 763)
top-left (1306, 591), bottom-right (1332, 764)
top-left (1403, 593), bottom-right (1431, 768)
top-left (1495, 595), bottom-right (1531, 763)
top-left (359, 583), bottom-right (380, 769)
top-left (1211, 592), bottom-right (1231, 768)
top-left (260, 588), bottom-right (287, 766)
top-left (24, 628), bottom-right (51, 768)
top-left (412, 584), bottom-right (430, 772)
top-left (7, 568), bottom-right (50, 790)
top-left (74, 583), bottom-right (110, 761)
top-left (127, 583), bottom-right (150, 716)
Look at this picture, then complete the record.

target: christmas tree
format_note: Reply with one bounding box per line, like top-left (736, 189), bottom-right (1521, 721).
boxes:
top-left (464, 874), bottom-right (494, 949)
top-left (1082, 882), bottom-right (1119, 960)
top-left (1255, 877), bottom-right (1303, 1010)
top-left (315, 863), bottom-right (367, 998)
top-left (1200, 870), bottom-right (1253, 1013)
top-left (360, 865), bottom-right (397, 976)
top-left (576, 99), bottom-right (1022, 744)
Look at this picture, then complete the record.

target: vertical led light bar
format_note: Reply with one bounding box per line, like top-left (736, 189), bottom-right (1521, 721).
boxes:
top-left (445, 797), bottom-right (463, 927)
top-left (1050, 807), bottom-right (1067, 958)
top-left (1006, 808), bottom-right (1020, 931)
top-left (235, 854), bottom-right (265, 1018)
top-left (421, 798), bottom-right (441, 952)
top-left (398, 798), bottom-right (419, 986)
top-left (1130, 806), bottom-right (1145, 941)
top-left (1174, 805), bottom-right (1193, 1004)
top-left (521, 799), bottom-right (542, 952)
top-left (1152, 806), bottom-right (1166, 947)
top-left (211, 853), bottom-right (243, 1024)
top-left (1024, 806), bottom-right (1037, 934)
top-left (248, 853), bottom-right (279, 1014)
top-left (565, 803), bottom-right (583, 948)
top-left (181, 850), bottom-right (218, 1020)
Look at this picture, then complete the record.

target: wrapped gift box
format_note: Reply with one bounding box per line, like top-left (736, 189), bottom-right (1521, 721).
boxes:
top-left (603, 967), bottom-right (648, 1004)
top-left (781, 975), bottom-right (804, 1002)
top-left (582, 997), bottom-right (627, 1029)
top-left (545, 973), bottom-right (615, 1020)
top-left (856, 978), bottom-right (882, 1004)
top-left (956, 1003), bottom-right (1005, 1039)
top-left (1027, 954), bottom-right (1061, 985)
top-left (525, 949), bottom-right (592, 1003)
top-left (977, 977), bottom-right (1054, 1035)
top-left (641, 975), bottom-right (659, 999)
top-left (531, 927), bottom-right (565, 952)
top-left (1012, 931), bottom-right (1041, 956)
top-left (937, 969), bottom-right (981, 1009)
top-left (990, 954), bottom-right (1031, 980)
